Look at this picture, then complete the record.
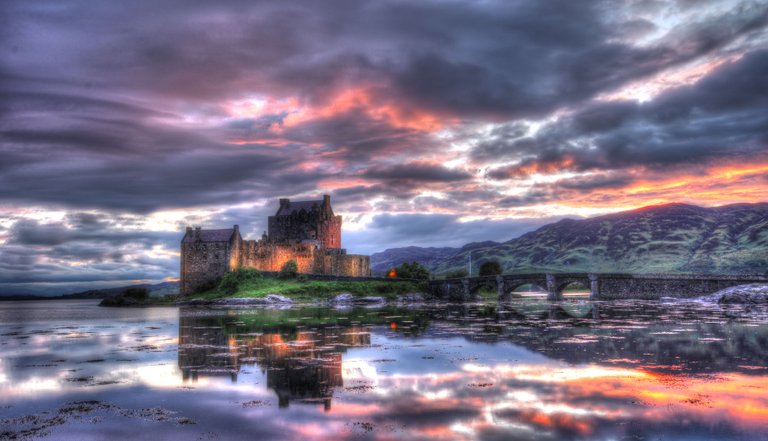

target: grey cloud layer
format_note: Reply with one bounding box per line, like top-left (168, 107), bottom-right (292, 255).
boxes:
top-left (1, 0), bottom-right (767, 293)
top-left (2, 0), bottom-right (765, 211)
top-left (481, 49), bottom-right (768, 179)
top-left (0, 215), bottom-right (179, 293)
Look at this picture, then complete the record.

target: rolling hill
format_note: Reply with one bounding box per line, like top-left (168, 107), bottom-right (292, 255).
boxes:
top-left (371, 203), bottom-right (768, 276)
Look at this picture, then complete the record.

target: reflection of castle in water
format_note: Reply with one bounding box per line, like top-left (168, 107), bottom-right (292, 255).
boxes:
top-left (178, 302), bottom-right (768, 410)
top-left (178, 315), bottom-right (370, 409)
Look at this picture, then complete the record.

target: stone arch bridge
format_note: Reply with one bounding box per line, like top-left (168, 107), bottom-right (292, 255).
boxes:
top-left (428, 273), bottom-right (768, 302)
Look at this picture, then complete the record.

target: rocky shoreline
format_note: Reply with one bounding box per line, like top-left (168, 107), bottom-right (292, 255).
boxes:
top-left (707, 284), bottom-right (768, 304)
top-left (174, 292), bottom-right (427, 307)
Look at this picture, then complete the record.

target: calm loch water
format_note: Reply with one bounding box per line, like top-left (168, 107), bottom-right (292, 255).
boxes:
top-left (2, 299), bottom-right (768, 440)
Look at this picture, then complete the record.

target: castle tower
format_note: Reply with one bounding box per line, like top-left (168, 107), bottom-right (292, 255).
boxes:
top-left (267, 194), bottom-right (341, 249)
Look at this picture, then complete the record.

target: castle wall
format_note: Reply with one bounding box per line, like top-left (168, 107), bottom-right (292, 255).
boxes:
top-left (181, 196), bottom-right (370, 295)
top-left (267, 214), bottom-right (341, 249)
top-left (237, 240), bottom-right (370, 277)
top-left (320, 253), bottom-right (370, 277)
top-left (318, 215), bottom-right (341, 249)
top-left (181, 241), bottom-right (231, 295)
top-left (240, 241), bottom-right (318, 273)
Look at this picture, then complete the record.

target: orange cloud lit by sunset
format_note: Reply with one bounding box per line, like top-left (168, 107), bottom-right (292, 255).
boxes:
top-left (556, 163), bottom-right (768, 212)
top-left (225, 86), bottom-right (448, 136)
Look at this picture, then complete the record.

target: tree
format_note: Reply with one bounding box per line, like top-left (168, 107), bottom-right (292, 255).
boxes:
top-left (279, 260), bottom-right (298, 279)
top-left (122, 287), bottom-right (148, 300)
top-left (394, 261), bottom-right (430, 280)
top-left (445, 269), bottom-right (468, 279)
top-left (479, 260), bottom-right (502, 276)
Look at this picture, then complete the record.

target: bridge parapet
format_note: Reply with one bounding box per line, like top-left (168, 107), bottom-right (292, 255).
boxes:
top-left (427, 273), bottom-right (768, 302)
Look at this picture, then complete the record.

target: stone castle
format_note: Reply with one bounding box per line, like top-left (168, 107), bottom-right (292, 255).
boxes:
top-left (180, 195), bottom-right (370, 295)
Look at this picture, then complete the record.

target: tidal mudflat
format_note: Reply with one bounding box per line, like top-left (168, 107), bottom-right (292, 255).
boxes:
top-left (2, 299), bottom-right (768, 440)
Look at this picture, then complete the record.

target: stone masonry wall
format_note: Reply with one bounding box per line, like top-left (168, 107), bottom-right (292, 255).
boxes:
top-left (595, 274), bottom-right (764, 300)
top-left (240, 240), bottom-right (317, 273)
top-left (237, 240), bottom-right (369, 276)
top-left (181, 241), bottom-right (231, 294)
top-left (267, 214), bottom-right (341, 249)
top-left (316, 215), bottom-right (341, 249)
top-left (320, 254), bottom-right (370, 277)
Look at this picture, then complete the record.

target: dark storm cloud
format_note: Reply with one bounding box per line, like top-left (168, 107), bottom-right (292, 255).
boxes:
top-left (7, 0), bottom-right (764, 117)
top-left (6, 218), bottom-right (175, 248)
top-left (553, 174), bottom-right (635, 191)
top-left (0, 147), bottom-right (295, 212)
top-left (0, 216), bottom-right (180, 294)
top-left (390, 1), bottom-right (768, 118)
top-left (2, 0), bottom-right (767, 294)
top-left (363, 163), bottom-right (472, 182)
top-left (480, 49), bottom-right (768, 176)
top-left (276, 111), bottom-right (438, 162)
top-left (498, 190), bottom-right (558, 208)
top-left (1, 0), bottom-right (764, 212)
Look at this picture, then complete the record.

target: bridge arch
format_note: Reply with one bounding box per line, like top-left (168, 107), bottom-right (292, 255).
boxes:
top-left (555, 278), bottom-right (592, 298)
top-left (468, 280), bottom-right (498, 296)
top-left (499, 277), bottom-right (549, 301)
top-left (504, 281), bottom-right (548, 294)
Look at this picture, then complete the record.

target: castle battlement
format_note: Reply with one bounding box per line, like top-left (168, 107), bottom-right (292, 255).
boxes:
top-left (180, 195), bottom-right (370, 295)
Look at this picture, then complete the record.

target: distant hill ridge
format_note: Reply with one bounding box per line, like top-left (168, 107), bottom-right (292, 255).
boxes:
top-left (370, 203), bottom-right (768, 276)
top-left (0, 281), bottom-right (179, 301)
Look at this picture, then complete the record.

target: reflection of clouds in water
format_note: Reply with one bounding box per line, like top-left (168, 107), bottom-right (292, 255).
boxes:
top-left (3, 301), bottom-right (768, 440)
top-left (0, 316), bottom-right (180, 397)
top-left (321, 361), bottom-right (768, 441)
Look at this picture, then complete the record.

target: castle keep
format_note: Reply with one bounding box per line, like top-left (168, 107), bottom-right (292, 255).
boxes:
top-left (180, 195), bottom-right (370, 295)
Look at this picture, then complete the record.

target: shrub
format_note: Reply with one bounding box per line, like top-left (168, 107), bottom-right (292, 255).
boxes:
top-left (196, 278), bottom-right (221, 294)
top-left (279, 260), bottom-right (298, 279)
top-left (219, 273), bottom-right (240, 294)
top-left (219, 268), bottom-right (262, 294)
top-left (122, 287), bottom-right (148, 300)
top-left (394, 261), bottom-right (430, 280)
top-left (479, 260), bottom-right (503, 276)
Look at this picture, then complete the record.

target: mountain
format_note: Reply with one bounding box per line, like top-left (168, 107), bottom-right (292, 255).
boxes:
top-left (371, 203), bottom-right (768, 276)
top-left (0, 281), bottom-right (180, 301)
top-left (369, 242), bottom-right (500, 274)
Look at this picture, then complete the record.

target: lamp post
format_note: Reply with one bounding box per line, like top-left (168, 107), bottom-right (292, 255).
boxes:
top-left (468, 250), bottom-right (472, 277)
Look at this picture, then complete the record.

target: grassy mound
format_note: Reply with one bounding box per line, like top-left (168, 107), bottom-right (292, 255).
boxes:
top-left (189, 268), bottom-right (427, 302)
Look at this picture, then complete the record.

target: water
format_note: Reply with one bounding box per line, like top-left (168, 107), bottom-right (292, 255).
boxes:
top-left (2, 299), bottom-right (768, 440)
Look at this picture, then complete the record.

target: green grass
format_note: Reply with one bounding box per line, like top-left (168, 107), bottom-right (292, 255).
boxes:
top-left (475, 286), bottom-right (498, 300)
top-left (187, 272), bottom-right (427, 303)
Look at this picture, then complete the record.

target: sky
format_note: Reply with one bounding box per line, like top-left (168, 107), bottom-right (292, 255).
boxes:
top-left (1, 0), bottom-right (767, 295)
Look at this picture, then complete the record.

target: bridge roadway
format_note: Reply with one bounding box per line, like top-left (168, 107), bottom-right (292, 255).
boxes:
top-left (428, 272), bottom-right (768, 302)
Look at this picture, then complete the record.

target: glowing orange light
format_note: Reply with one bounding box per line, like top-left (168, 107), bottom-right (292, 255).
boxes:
top-left (390, 322), bottom-right (397, 330)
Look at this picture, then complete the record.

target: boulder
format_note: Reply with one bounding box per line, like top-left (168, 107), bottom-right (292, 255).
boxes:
top-left (264, 294), bottom-right (293, 304)
top-left (213, 297), bottom-right (268, 306)
top-left (357, 296), bottom-right (385, 304)
top-left (331, 293), bottom-right (355, 304)
top-left (704, 284), bottom-right (768, 304)
top-left (396, 293), bottom-right (425, 303)
top-left (212, 295), bottom-right (294, 306)
top-left (175, 299), bottom-right (213, 306)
